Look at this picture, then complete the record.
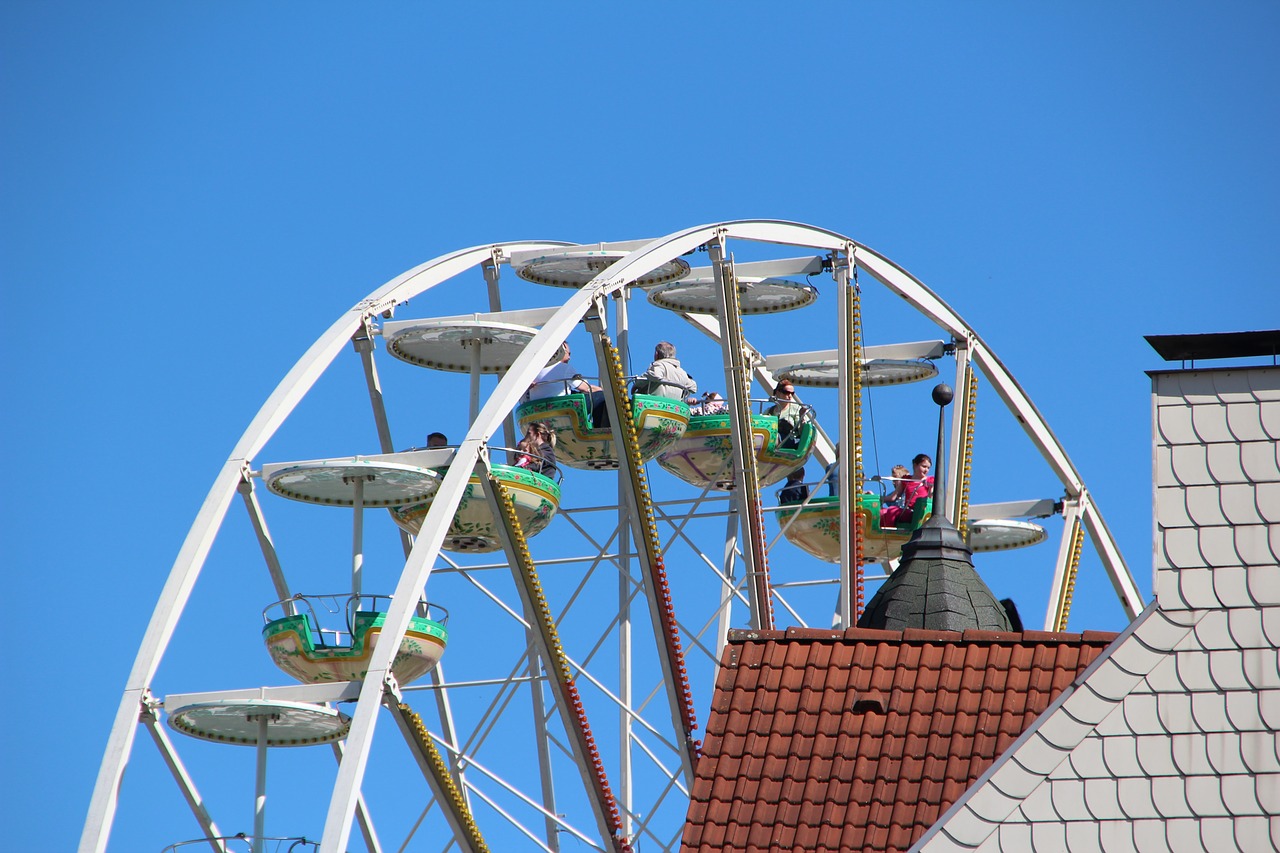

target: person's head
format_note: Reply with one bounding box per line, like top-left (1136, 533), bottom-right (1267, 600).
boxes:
top-left (532, 422), bottom-right (555, 446)
top-left (559, 342), bottom-right (571, 363)
top-left (774, 381), bottom-right (796, 399)
top-left (891, 464), bottom-right (909, 480)
top-left (655, 341), bottom-right (676, 360)
top-left (912, 453), bottom-right (932, 477)
top-left (787, 468), bottom-right (805, 484)
top-left (426, 432), bottom-right (448, 448)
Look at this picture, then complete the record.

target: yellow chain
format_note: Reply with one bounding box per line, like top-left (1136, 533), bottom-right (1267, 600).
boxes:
top-left (958, 365), bottom-right (977, 538)
top-left (598, 334), bottom-right (698, 737)
top-left (397, 702), bottom-right (489, 852)
top-left (494, 479), bottom-right (628, 847)
top-left (1054, 518), bottom-right (1085, 632)
top-left (495, 486), bottom-right (573, 683)
top-left (848, 274), bottom-right (865, 614)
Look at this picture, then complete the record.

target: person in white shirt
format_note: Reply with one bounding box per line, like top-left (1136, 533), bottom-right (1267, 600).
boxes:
top-left (525, 342), bottom-right (610, 428)
top-left (527, 343), bottom-right (601, 400)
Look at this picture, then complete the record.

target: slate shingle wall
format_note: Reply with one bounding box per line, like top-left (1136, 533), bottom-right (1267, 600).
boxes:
top-left (1155, 368), bottom-right (1280, 610)
top-left (916, 365), bottom-right (1280, 852)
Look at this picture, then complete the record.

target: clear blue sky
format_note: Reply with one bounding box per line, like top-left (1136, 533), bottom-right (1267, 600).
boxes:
top-left (4, 3), bottom-right (1278, 851)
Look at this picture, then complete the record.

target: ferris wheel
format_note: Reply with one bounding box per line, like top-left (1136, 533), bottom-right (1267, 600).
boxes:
top-left (81, 221), bottom-right (1144, 853)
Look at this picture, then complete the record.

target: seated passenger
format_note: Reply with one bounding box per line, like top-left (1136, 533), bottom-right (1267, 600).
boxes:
top-left (882, 464), bottom-right (911, 508)
top-left (632, 341), bottom-right (697, 401)
top-left (767, 381), bottom-right (804, 447)
top-left (525, 342), bottom-right (609, 429)
top-left (823, 443), bottom-right (840, 496)
top-left (512, 433), bottom-right (539, 468)
top-left (880, 454), bottom-right (933, 527)
top-left (700, 392), bottom-right (727, 415)
top-left (778, 468), bottom-right (809, 505)
top-left (513, 422), bottom-right (558, 477)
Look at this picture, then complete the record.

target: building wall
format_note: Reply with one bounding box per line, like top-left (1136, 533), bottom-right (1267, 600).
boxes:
top-left (1153, 366), bottom-right (1280, 610)
top-left (915, 365), bottom-right (1280, 852)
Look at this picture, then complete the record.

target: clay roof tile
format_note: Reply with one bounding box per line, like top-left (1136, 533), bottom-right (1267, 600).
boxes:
top-left (683, 630), bottom-right (1117, 853)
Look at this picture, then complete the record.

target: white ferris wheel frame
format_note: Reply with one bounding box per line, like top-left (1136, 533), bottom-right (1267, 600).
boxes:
top-left (82, 220), bottom-right (1144, 853)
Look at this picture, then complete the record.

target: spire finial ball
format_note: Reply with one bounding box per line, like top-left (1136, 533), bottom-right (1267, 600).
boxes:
top-left (932, 383), bottom-right (954, 407)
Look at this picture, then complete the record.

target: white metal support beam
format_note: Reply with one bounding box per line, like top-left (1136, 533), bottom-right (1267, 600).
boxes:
top-left (329, 740), bottom-right (382, 853)
top-left (834, 248), bottom-right (859, 627)
top-left (848, 248), bottom-right (1144, 619)
top-left (141, 697), bottom-right (225, 851)
top-left (710, 238), bottom-right (773, 631)
top-left (82, 241), bottom-right (574, 853)
top-left (237, 473), bottom-right (291, 605)
top-left (385, 700), bottom-right (484, 853)
top-left (585, 301), bottom-right (698, 781)
top-left (947, 334), bottom-right (973, 524)
top-left (477, 462), bottom-right (623, 852)
top-left (1046, 497), bottom-right (1084, 631)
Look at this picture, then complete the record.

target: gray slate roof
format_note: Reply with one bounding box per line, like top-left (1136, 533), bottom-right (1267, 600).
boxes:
top-left (860, 515), bottom-right (1012, 633)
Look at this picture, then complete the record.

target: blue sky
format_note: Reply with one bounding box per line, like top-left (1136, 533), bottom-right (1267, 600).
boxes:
top-left (4, 3), bottom-right (1278, 851)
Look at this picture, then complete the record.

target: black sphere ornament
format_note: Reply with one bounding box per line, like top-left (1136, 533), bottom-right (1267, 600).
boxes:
top-left (932, 383), bottom-right (954, 407)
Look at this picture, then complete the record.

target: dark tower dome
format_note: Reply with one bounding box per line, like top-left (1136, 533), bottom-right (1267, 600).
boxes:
top-left (857, 512), bottom-right (1012, 632)
top-left (858, 382), bottom-right (1012, 633)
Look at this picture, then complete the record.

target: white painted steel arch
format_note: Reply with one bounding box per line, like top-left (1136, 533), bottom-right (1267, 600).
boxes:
top-left (84, 221), bottom-right (1144, 853)
top-left (80, 240), bottom-right (575, 853)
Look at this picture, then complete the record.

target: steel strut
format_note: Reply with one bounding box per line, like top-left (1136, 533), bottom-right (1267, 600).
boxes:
top-left (480, 471), bottom-right (630, 853)
top-left (590, 325), bottom-right (701, 778)
top-left (709, 239), bottom-right (774, 631)
top-left (388, 700), bottom-right (489, 853)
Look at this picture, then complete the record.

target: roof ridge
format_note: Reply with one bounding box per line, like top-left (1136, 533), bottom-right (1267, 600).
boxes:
top-left (724, 627), bottom-right (1120, 646)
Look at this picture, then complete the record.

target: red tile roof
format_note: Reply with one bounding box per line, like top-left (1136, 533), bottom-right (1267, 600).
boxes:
top-left (682, 627), bottom-right (1118, 853)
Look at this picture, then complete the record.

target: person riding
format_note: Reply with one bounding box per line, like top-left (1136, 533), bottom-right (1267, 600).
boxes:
top-left (882, 464), bottom-right (911, 508)
top-left (699, 392), bottom-right (727, 414)
top-left (880, 453), bottom-right (933, 527)
top-left (525, 342), bottom-right (609, 429)
top-left (426, 432), bottom-right (448, 448)
top-left (633, 341), bottom-right (697, 401)
top-left (778, 468), bottom-right (809, 505)
top-left (513, 422), bottom-right (558, 477)
top-left (767, 381), bottom-right (804, 446)
top-left (823, 442), bottom-right (840, 496)
top-left (526, 343), bottom-right (600, 400)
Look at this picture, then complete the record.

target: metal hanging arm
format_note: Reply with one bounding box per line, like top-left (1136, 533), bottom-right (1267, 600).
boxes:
top-left (710, 237), bottom-right (774, 631)
top-left (835, 248), bottom-right (865, 626)
top-left (478, 469), bottom-right (629, 852)
top-left (141, 694), bottom-right (227, 852)
top-left (387, 699), bottom-right (490, 853)
top-left (585, 308), bottom-right (699, 780)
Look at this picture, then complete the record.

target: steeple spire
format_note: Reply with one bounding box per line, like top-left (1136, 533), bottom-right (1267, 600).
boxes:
top-left (858, 384), bottom-right (1012, 632)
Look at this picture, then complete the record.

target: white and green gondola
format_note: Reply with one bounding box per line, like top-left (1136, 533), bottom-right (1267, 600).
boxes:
top-left (656, 412), bottom-right (816, 490)
top-left (263, 594), bottom-right (449, 686)
top-left (390, 461), bottom-right (561, 552)
top-left (514, 391), bottom-right (691, 471)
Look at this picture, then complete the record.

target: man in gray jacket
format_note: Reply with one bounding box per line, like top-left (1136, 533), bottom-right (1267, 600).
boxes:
top-left (634, 341), bottom-right (697, 400)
